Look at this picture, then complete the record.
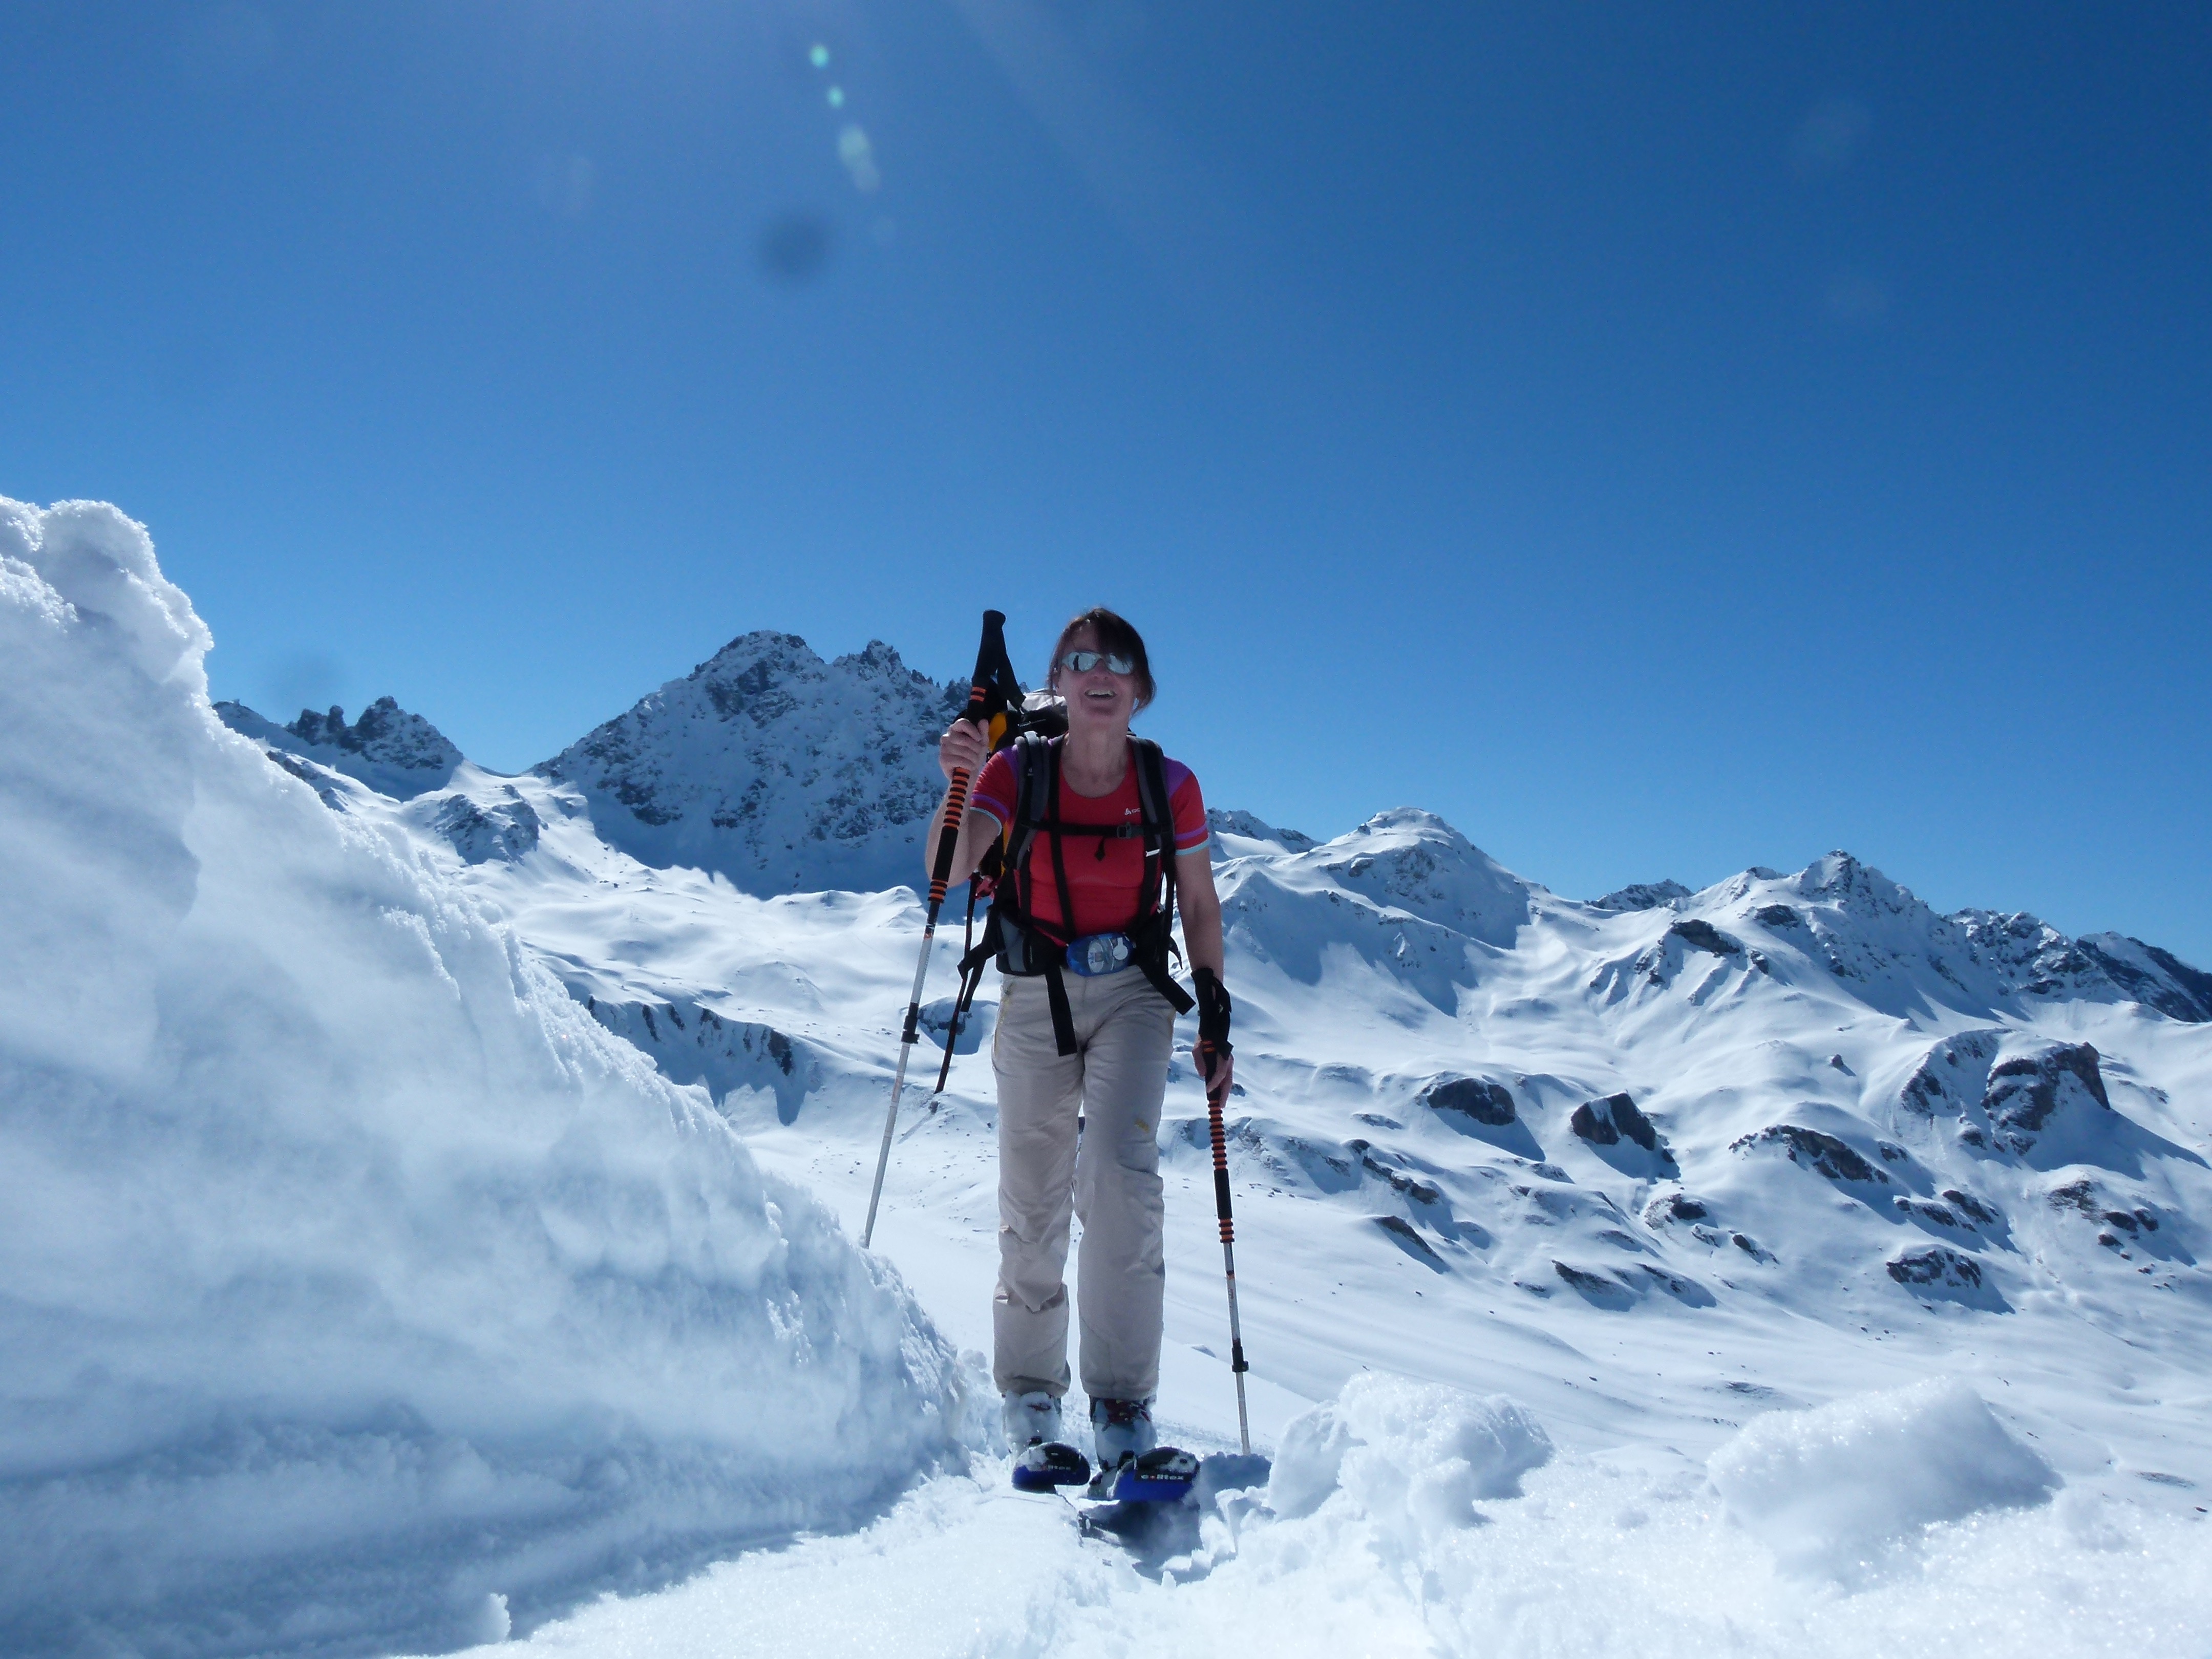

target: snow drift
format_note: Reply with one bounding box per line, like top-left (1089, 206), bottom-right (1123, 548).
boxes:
top-left (493, 1374), bottom-right (2211, 1659)
top-left (0, 501), bottom-right (977, 1658)
top-left (1708, 1378), bottom-right (2058, 1578)
top-left (1268, 1374), bottom-right (1551, 1534)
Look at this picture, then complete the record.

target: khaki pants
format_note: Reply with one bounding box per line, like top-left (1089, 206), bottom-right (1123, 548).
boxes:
top-left (991, 967), bottom-right (1176, 1402)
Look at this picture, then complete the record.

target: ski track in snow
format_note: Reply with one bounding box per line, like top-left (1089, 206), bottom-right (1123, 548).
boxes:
top-left (7, 496), bottom-right (2210, 1656)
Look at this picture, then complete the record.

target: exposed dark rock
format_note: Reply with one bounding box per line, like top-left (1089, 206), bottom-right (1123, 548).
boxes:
top-left (1643, 1191), bottom-right (1709, 1225)
top-left (261, 749), bottom-right (349, 812)
top-left (1954, 910), bottom-right (2212, 1023)
top-left (1345, 1141), bottom-right (1446, 1207)
top-left (1898, 1030), bottom-right (2003, 1117)
top-left (219, 695), bottom-right (463, 799)
top-left (2047, 1178), bottom-right (2159, 1236)
top-left (1887, 1244), bottom-right (1984, 1290)
top-left (1982, 1043), bottom-right (2110, 1151)
top-left (1941, 1188), bottom-right (2000, 1226)
top-left (1666, 919), bottom-right (1743, 957)
top-left (1554, 1261), bottom-right (1620, 1295)
top-left (1590, 880), bottom-right (1691, 912)
top-left (1633, 1264), bottom-right (1716, 1306)
top-left (1571, 1092), bottom-right (1657, 1151)
top-left (286, 697), bottom-right (461, 774)
top-left (1894, 1196), bottom-right (1959, 1227)
top-left (430, 791), bottom-right (542, 863)
top-left (2125, 942), bottom-right (2212, 1023)
top-left (1730, 1123), bottom-right (1888, 1185)
top-left (534, 630), bottom-right (966, 895)
top-left (1420, 1076), bottom-right (1518, 1125)
top-left (1753, 904), bottom-right (1803, 929)
top-left (1372, 1215), bottom-right (1447, 1270)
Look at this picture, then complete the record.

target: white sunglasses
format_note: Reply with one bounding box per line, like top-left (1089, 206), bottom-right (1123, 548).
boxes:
top-left (1056, 649), bottom-right (1135, 675)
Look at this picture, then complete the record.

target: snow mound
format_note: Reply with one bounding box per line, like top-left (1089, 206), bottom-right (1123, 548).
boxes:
top-left (1268, 1373), bottom-right (1552, 1538)
top-left (1707, 1378), bottom-right (2058, 1578)
top-left (0, 501), bottom-right (975, 1658)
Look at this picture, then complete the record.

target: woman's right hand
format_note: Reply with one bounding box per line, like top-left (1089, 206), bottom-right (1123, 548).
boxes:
top-left (938, 717), bottom-right (989, 782)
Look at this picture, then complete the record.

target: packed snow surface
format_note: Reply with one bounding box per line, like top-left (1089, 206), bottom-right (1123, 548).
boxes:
top-left (0, 501), bottom-right (976, 1658)
top-left (441, 1375), bottom-right (2206, 1659)
top-left (10, 496), bottom-right (2212, 1655)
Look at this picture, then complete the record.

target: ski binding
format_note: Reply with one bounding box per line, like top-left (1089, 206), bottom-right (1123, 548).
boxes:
top-left (1011, 1440), bottom-right (1092, 1493)
top-left (1083, 1445), bottom-right (1199, 1504)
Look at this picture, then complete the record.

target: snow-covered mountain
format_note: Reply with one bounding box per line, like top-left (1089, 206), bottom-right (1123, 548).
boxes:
top-left (216, 693), bottom-right (463, 798)
top-left (217, 659), bottom-right (2212, 1442)
top-left (533, 630), bottom-right (968, 895)
top-left (215, 649), bottom-right (2212, 1395)
top-left (22, 499), bottom-right (2212, 1657)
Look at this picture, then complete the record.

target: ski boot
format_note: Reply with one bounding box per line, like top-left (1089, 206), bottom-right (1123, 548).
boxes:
top-left (1004, 1390), bottom-right (1091, 1493)
top-left (1086, 1399), bottom-right (1199, 1503)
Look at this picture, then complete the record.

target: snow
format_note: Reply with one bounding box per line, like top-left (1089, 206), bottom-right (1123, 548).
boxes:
top-left (1267, 1374), bottom-right (1552, 1528)
top-left (1707, 1378), bottom-right (2058, 1578)
top-left (0, 501), bottom-right (976, 1658)
top-left (533, 631), bottom-right (966, 897)
top-left (9, 494), bottom-right (2212, 1656)
top-left (439, 1377), bottom-right (2207, 1659)
top-left (216, 697), bottom-right (464, 800)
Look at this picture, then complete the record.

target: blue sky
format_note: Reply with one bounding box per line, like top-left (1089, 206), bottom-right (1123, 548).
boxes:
top-left (5, 2), bottom-right (2208, 958)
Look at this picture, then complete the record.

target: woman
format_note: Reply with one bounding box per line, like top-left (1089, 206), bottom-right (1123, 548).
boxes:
top-left (929, 607), bottom-right (1233, 1486)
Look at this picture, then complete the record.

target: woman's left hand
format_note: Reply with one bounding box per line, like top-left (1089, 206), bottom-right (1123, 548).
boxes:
top-left (1196, 1042), bottom-right (1233, 1103)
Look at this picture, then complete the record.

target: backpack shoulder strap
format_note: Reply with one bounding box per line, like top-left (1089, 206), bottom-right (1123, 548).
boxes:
top-left (1126, 738), bottom-right (1195, 1013)
top-left (1002, 733), bottom-right (1053, 862)
top-left (1129, 738), bottom-right (1173, 842)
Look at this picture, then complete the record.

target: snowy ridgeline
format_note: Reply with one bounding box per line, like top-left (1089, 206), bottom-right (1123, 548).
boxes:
top-left (0, 502), bottom-right (984, 1658)
top-left (10, 496), bottom-right (2212, 1658)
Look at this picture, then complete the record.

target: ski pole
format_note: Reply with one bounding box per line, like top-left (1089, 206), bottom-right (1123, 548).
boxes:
top-left (1197, 1041), bottom-right (1252, 1455)
top-left (861, 609), bottom-right (1010, 1250)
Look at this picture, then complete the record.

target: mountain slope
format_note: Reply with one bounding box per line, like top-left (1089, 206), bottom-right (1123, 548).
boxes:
top-left (196, 604), bottom-right (2212, 1650)
top-left (533, 630), bottom-right (967, 896)
top-left (216, 694), bottom-right (462, 798)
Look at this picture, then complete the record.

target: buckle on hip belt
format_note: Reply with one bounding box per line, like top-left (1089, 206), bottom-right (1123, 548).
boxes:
top-left (1066, 932), bottom-right (1134, 977)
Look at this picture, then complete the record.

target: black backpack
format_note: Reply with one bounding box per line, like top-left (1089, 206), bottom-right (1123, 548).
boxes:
top-left (948, 730), bottom-right (1196, 1061)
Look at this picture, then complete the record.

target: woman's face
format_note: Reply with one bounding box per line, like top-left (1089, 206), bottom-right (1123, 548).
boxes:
top-left (1054, 623), bottom-right (1136, 737)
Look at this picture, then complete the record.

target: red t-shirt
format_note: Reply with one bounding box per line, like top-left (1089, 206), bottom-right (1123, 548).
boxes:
top-left (968, 741), bottom-right (1208, 938)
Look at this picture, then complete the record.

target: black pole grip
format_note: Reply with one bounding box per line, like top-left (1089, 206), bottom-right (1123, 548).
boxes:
top-left (925, 611), bottom-right (1010, 913)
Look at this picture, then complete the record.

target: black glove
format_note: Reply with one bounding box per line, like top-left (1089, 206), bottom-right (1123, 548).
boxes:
top-left (1193, 967), bottom-right (1232, 1081)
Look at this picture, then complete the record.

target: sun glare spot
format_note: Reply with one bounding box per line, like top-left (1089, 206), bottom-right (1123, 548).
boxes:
top-left (827, 86), bottom-right (845, 109)
top-left (839, 126), bottom-right (880, 194)
top-left (809, 44), bottom-right (829, 69)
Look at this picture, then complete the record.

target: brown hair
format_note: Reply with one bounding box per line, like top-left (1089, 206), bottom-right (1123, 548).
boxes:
top-left (1048, 607), bottom-right (1156, 711)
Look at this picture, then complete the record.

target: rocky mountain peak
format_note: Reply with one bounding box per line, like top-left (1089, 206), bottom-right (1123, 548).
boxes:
top-left (1590, 879), bottom-right (1692, 912)
top-left (287, 697), bottom-right (462, 772)
top-left (216, 695), bottom-right (462, 800)
top-left (1791, 850), bottom-right (1922, 919)
top-left (1954, 912), bottom-right (2212, 1022)
top-left (536, 630), bottom-right (966, 896)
